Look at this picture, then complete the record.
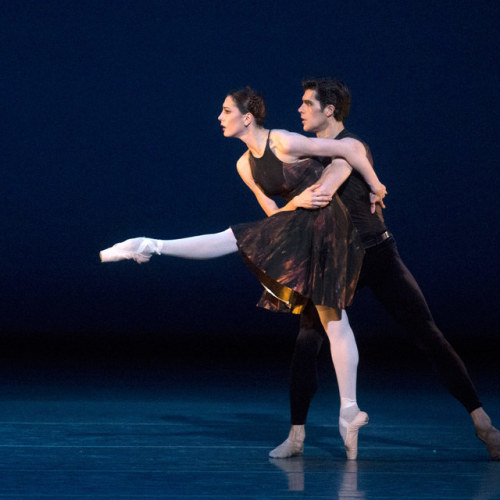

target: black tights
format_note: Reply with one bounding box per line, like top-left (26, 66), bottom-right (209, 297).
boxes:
top-left (290, 237), bottom-right (481, 425)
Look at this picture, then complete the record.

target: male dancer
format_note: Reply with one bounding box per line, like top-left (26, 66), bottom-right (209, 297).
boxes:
top-left (269, 78), bottom-right (500, 461)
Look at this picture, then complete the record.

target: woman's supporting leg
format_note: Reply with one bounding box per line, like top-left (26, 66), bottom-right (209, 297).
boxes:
top-left (315, 307), bottom-right (358, 404)
top-left (100, 229), bottom-right (238, 263)
top-left (315, 306), bottom-right (368, 460)
top-left (270, 307), bottom-right (366, 459)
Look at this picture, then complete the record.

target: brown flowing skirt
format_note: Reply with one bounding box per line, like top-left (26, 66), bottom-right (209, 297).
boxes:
top-left (231, 195), bottom-right (364, 314)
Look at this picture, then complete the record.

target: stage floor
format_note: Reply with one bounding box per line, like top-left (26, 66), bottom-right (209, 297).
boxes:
top-left (0, 361), bottom-right (498, 499)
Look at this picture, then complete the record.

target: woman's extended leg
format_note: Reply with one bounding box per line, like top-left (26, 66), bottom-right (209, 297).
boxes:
top-left (100, 229), bottom-right (238, 263)
top-left (315, 306), bottom-right (368, 460)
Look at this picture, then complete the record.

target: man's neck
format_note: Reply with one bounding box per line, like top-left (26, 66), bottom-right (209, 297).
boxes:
top-left (315, 119), bottom-right (344, 139)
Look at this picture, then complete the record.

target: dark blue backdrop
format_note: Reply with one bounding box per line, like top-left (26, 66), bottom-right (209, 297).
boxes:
top-left (2, 1), bottom-right (499, 360)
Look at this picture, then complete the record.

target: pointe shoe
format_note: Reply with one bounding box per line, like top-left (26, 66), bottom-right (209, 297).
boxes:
top-left (100, 237), bottom-right (162, 264)
top-left (339, 410), bottom-right (369, 460)
top-left (269, 438), bottom-right (304, 459)
top-left (476, 426), bottom-right (500, 461)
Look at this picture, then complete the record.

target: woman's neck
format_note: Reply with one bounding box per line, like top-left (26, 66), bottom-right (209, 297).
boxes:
top-left (239, 127), bottom-right (269, 157)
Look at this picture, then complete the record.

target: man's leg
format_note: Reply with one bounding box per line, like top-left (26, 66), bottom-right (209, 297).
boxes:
top-left (269, 303), bottom-right (324, 458)
top-left (290, 302), bottom-right (326, 425)
top-left (362, 238), bottom-right (499, 460)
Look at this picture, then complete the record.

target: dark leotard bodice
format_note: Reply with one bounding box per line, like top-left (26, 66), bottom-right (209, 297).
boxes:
top-left (249, 131), bottom-right (324, 202)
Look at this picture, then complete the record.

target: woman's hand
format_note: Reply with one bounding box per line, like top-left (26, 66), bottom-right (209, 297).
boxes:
top-left (369, 183), bottom-right (387, 213)
top-left (292, 184), bottom-right (333, 210)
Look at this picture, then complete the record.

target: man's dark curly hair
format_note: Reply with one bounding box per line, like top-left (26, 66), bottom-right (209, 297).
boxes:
top-left (302, 78), bottom-right (351, 122)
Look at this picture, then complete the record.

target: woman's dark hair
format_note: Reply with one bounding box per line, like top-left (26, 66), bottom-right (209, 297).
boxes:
top-left (302, 78), bottom-right (351, 122)
top-left (228, 86), bottom-right (266, 127)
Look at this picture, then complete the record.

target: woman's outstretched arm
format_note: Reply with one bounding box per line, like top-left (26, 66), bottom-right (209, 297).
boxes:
top-left (273, 130), bottom-right (386, 199)
top-left (100, 229), bottom-right (238, 263)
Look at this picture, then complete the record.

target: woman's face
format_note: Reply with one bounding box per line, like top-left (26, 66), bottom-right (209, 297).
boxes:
top-left (218, 96), bottom-right (247, 138)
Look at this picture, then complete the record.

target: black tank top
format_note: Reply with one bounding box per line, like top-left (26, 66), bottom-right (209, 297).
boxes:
top-left (319, 129), bottom-right (387, 239)
top-left (248, 131), bottom-right (293, 200)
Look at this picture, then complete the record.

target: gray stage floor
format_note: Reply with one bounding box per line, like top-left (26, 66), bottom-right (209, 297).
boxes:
top-left (0, 362), bottom-right (499, 499)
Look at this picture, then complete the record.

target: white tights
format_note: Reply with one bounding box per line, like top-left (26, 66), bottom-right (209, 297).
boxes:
top-left (101, 232), bottom-right (359, 407)
top-left (100, 229), bottom-right (238, 263)
top-left (316, 307), bottom-right (358, 408)
top-left (102, 232), bottom-right (363, 458)
top-left (157, 228), bottom-right (238, 259)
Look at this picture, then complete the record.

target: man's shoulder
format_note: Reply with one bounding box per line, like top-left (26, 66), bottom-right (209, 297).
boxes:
top-left (336, 129), bottom-right (362, 142)
top-left (337, 129), bottom-right (372, 162)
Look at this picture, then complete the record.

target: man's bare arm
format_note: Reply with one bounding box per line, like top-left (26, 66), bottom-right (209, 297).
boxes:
top-left (316, 158), bottom-right (352, 197)
top-left (314, 158), bottom-right (386, 213)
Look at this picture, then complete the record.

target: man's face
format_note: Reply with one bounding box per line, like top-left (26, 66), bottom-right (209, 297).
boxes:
top-left (298, 89), bottom-right (329, 133)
